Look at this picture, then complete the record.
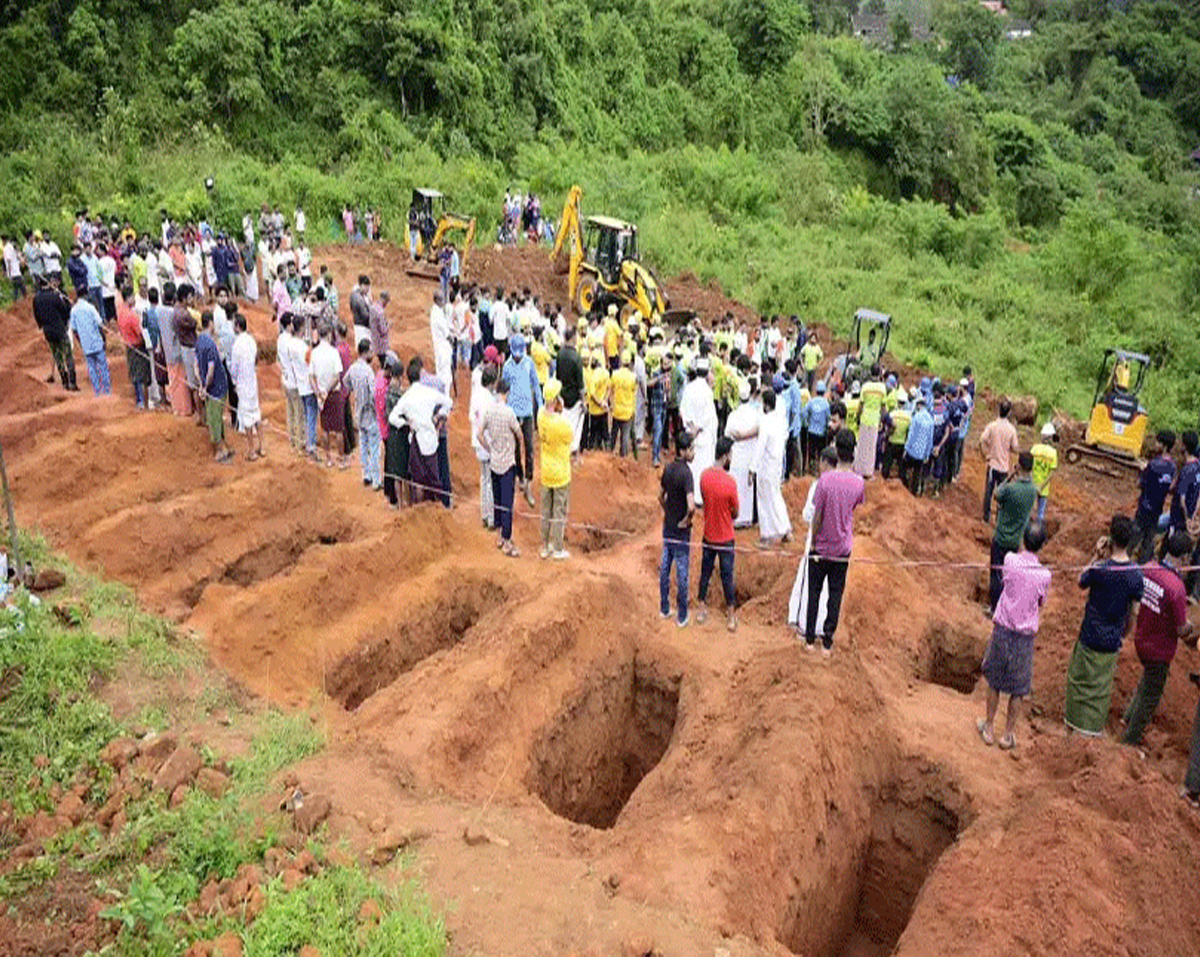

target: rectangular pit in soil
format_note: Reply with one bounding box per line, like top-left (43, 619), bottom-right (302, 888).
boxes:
top-left (778, 779), bottom-right (961, 956)
top-left (327, 573), bottom-right (508, 710)
top-left (527, 659), bottom-right (679, 830)
top-left (921, 622), bottom-right (981, 694)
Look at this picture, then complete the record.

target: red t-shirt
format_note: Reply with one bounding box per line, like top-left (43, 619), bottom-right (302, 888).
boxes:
top-left (1133, 561), bottom-right (1189, 664)
top-left (700, 466), bottom-right (739, 544)
top-left (116, 303), bottom-right (142, 348)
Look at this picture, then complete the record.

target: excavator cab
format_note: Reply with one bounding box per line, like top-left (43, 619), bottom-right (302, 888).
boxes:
top-left (411, 188), bottom-right (444, 246)
top-left (1066, 348), bottom-right (1151, 472)
top-left (843, 308), bottom-right (891, 383)
top-left (585, 216), bottom-right (638, 286)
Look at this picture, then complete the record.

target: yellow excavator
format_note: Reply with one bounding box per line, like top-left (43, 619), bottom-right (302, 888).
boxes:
top-left (406, 188), bottom-right (477, 280)
top-left (1065, 348), bottom-right (1151, 475)
top-left (551, 184), bottom-right (669, 321)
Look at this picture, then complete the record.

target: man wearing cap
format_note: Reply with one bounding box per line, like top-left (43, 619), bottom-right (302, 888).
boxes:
top-left (803, 381), bottom-right (831, 476)
top-left (680, 357), bottom-right (718, 499)
top-left (538, 378), bottom-right (574, 559)
top-left (502, 333), bottom-right (543, 507)
top-left (902, 394), bottom-right (935, 496)
top-left (660, 431), bottom-right (696, 627)
top-left (603, 303), bottom-right (622, 372)
top-left (951, 377), bottom-right (974, 481)
top-left (1031, 423), bottom-right (1059, 524)
top-left (610, 350), bottom-right (638, 458)
top-left (750, 387), bottom-right (793, 548)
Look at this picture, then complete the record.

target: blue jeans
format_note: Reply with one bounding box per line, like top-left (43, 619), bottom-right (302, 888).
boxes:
top-left (409, 229), bottom-right (419, 258)
top-left (491, 465), bottom-right (516, 540)
top-left (659, 540), bottom-right (690, 624)
top-left (302, 393), bottom-right (318, 451)
top-left (651, 399), bottom-right (665, 464)
top-left (699, 541), bottom-right (735, 608)
top-left (85, 351), bottom-right (111, 396)
top-left (359, 421), bottom-right (381, 485)
top-left (1036, 494), bottom-right (1047, 524)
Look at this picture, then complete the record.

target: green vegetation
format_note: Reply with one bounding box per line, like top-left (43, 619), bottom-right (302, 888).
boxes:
top-left (2, 0), bottom-right (1199, 426)
top-left (0, 536), bottom-right (444, 956)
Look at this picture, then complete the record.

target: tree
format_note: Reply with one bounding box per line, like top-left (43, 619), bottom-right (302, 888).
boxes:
top-left (721, 0), bottom-right (811, 76)
top-left (938, 1), bottom-right (1003, 88)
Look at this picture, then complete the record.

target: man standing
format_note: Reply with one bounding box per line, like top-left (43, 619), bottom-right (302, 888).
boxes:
top-left (1169, 431), bottom-right (1200, 538)
top-left (988, 452), bottom-right (1038, 611)
top-left (750, 387), bottom-right (792, 548)
top-left (503, 334), bottom-right (543, 508)
top-left (555, 327), bottom-right (586, 457)
top-left (33, 277), bottom-right (77, 390)
top-left (802, 381), bottom-right (830, 476)
top-left (1064, 514), bottom-right (1144, 736)
top-left (680, 358), bottom-right (718, 496)
top-left (391, 356), bottom-right (453, 503)
top-left (195, 312), bottom-right (234, 464)
top-left (1121, 530), bottom-right (1194, 746)
top-left (347, 339), bottom-right (381, 488)
top-left (429, 291), bottom-right (453, 391)
top-left (610, 351), bottom-right (638, 459)
top-left (697, 436), bottom-right (740, 632)
top-left (538, 378), bottom-right (574, 560)
top-left (369, 291), bottom-right (391, 366)
top-left (1031, 423), bottom-right (1059, 524)
top-left (350, 275), bottom-right (371, 348)
top-left (1135, 430), bottom-right (1177, 561)
top-left (902, 395), bottom-right (934, 496)
top-left (68, 294), bottom-right (110, 396)
top-left (979, 400), bottom-right (1019, 523)
top-left (856, 366), bottom-right (887, 478)
top-left (229, 313), bottom-right (263, 460)
top-left (3, 235), bottom-right (24, 301)
top-left (660, 431), bottom-right (696, 628)
top-left (725, 379), bottom-right (761, 529)
top-left (978, 521), bottom-right (1051, 750)
top-left (803, 429), bottom-right (866, 657)
top-left (800, 331), bottom-right (823, 391)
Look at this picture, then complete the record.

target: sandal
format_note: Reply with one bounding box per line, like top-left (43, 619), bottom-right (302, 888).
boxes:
top-left (727, 614), bottom-right (738, 633)
top-left (976, 718), bottom-right (994, 747)
top-left (998, 734), bottom-right (1016, 750)
top-left (246, 452), bottom-right (260, 462)
top-left (502, 542), bottom-right (520, 558)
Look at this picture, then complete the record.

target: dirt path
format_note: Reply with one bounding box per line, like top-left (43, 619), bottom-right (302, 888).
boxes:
top-left (3, 243), bottom-right (1199, 955)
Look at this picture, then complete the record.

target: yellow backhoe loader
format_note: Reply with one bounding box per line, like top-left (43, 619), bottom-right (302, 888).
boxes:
top-left (1065, 348), bottom-right (1151, 476)
top-left (550, 185), bottom-right (669, 321)
top-left (406, 188), bottom-right (477, 281)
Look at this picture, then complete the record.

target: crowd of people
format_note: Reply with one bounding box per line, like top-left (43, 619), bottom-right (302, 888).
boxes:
top-left (12, 202), bottom-right (1200, 810)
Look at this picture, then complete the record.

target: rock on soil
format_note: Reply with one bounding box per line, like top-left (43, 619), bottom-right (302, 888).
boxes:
top-left (152, 744), bottom-right (203, 796)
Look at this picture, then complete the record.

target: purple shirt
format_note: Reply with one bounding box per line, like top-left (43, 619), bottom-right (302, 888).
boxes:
top-left (993, 551), bottom-right (1051, 636)
top-left (812, 469), bottom-right (865, 558)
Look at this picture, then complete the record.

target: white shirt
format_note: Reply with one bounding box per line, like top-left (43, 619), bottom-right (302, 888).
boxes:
top-left (469, 367), bottom-right (495, 456)
top-left (429, 303), bottom-right (451, 350)
top-left (680, 376), bottom-right (717, 440)
top-left (751, 406), bottom-right (788, 475)
top-left (277, 331), bottom-right (295, 390)
top-left (297, 247), bottom-right (312, 277)
top-left (99, 255), bottom-right (117, 296)
top-left (310, 340), bottom-right (342, 397)
top-left (290, 335), bottom-right (314, 397)
top-left (230, 331), bottom-right (259, 400)
top-left (41, 241), bottom-right (62, 273)
top-left (3, 242), bottom-right (20, 278)
top-left (451, 298), bottom-right (469, 338)
top-left (491, 300), bottom-right (510, 340)
top-left (213, 304), bottom-right (234, 362)
top-left (390, 381), bottom-right (453, 457)
top-left (295, 209), bottom-right (306, 234)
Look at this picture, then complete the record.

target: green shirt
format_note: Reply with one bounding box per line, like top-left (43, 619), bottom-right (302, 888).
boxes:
top-left (994, 478), bottom-right (1037, 550)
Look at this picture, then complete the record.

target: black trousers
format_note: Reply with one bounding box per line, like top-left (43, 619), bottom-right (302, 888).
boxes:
top-left (805, 556), bottom-right (849, 650)
top-left (514, 415), bottom-right (535, 482)
top-left (989, 539), bottom-right (1015, 610)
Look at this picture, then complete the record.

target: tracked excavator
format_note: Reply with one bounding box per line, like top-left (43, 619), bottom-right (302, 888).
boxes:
top-left (550, 185), bottom-right (672, 321)
top-left (406, 188), bottom-right (477, 281)
top-left (1065, 348), bottom-right (1151, 476)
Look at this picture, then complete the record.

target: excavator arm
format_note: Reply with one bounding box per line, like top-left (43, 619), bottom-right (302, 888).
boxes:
top-left (551, 185), bottom-right (585, 303)
top-left (407, 213), bottom-right (476, 280)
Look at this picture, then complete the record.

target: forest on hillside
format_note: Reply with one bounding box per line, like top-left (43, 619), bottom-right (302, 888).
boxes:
top-left (2, 0), bottom-right (1199, 423)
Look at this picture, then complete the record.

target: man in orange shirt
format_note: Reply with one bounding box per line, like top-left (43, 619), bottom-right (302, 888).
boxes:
top-left (979, 399), bottom-right (1019, 523)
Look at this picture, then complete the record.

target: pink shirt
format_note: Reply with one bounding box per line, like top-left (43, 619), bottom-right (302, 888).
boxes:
top-left (374, 370), bottom-right (390, 439)
top-left (980, 417), bottom-right (1019, 474)
top-left (812, 469), bottom-right (865, 558)
top-left (994, 551), bottom-right (1051, 635)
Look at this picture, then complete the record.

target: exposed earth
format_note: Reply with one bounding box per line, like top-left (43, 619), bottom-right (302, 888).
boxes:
top-left (2, 241), bottom-right (1200, 955)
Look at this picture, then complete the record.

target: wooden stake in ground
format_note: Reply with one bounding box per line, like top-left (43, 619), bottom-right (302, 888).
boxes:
top-left (0, 436), bottom-right (20, 577)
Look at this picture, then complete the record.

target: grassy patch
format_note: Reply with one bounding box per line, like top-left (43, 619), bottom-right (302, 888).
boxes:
top-left (0, 536), bottom-right (444, 956)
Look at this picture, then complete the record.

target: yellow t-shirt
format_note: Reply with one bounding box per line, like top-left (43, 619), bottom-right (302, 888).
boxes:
top-left (845, 397), bottom-right (861, 434)
top-left (538, 408), bottom-right (573, 488)
top-left (586, 366), bottom-right (610, 415)
top-left (801, 342), bottom-right (823, 372)
top-left (530, 340), bottom-right (551, 385)
top-left (611, 368), bottom-right (636, 420)
top-left (1031, 443), bottom-right (1058, 497)
top-left (859, 381), bottom-right (887, 428)
top-left (889, 409), bottom-right (912, 445)
top-left (604, 317), bottom-right (621, 358)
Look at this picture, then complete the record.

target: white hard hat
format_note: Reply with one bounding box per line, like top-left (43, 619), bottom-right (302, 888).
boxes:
top-left (1041, 422), bottom-right (1057, 438)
